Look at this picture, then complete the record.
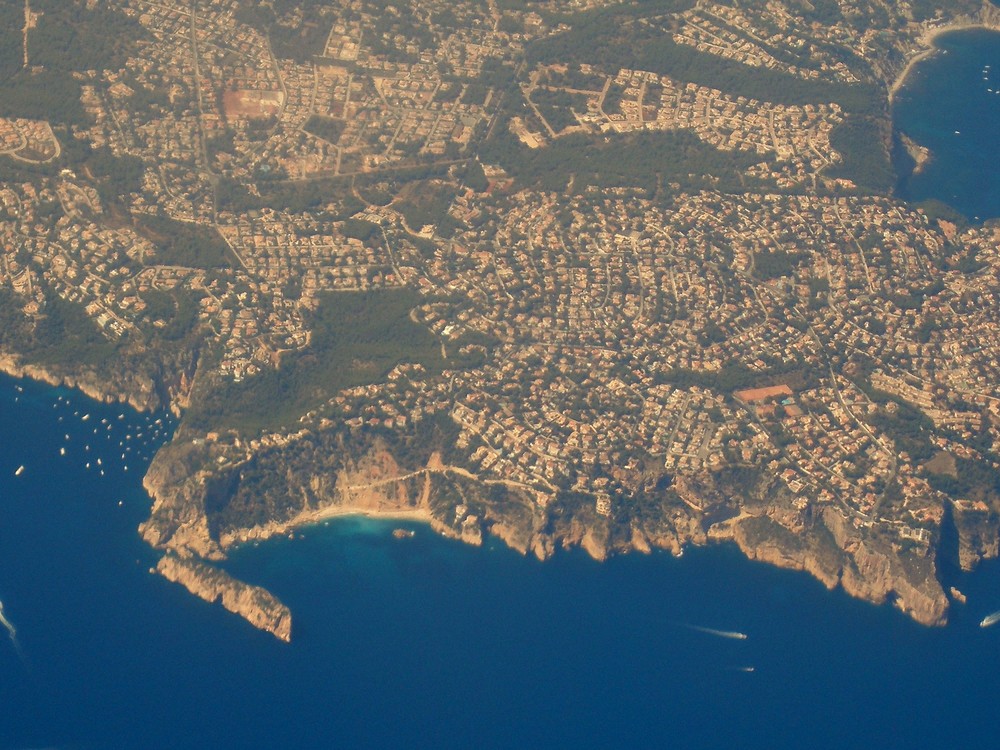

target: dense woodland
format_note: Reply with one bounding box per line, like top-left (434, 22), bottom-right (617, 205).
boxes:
top-left (303, 115), bottom-right (346, 145)
top-left (0, 287), bottom-right (118, 367)
top-left (826, 116), bottom-right (895, 193)
top-left (0, 1), bottom-right (143, 125)
top-left (134, 215), bottom-right (235, 269)
top-left (481, 127), bottom-right (761, 196)
top-left (187, 289), bottom-right (459, 432)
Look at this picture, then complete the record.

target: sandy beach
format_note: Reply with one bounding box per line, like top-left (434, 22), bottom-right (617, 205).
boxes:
top-left (218, 502), bottom-right (435, 548)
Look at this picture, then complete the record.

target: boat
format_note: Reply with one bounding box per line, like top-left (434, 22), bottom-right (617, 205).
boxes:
top-left (0, 600), bottom-right (16, 642)
top-left (979, 610), bottom-right (1000, 628)
top-left (14, 465), bottom-right (24, 477)
top-left (686, 624), bottom-right (748, 640)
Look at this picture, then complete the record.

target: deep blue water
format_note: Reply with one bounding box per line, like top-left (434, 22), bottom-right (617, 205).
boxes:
top-left (2, 374), bottom-right (1000, 748)
top-left (894, 28), bottom-right (1000, 221)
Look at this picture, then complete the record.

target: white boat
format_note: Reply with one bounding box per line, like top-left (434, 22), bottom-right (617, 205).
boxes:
top-left (980, 610), bottom-right (1000, 628)
top-left (14, 465), bottom-right (24, 477)
top-left (686, 624), bottom-right (748, 640)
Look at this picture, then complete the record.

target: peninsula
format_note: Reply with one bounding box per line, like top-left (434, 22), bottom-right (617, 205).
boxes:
top-left (3, 0), bottom-right (1000, 640)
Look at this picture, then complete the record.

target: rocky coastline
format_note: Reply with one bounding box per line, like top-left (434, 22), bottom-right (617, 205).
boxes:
top-left (0, 351), bottom-right (161, 413)
top-left (138, 423), bottom-right (977, 634)
top-left (156, 554), bottom-right (292, 642)
top-left (898, 133), bottom-right (932, 175)
top-left (1, 342), bottom-right (990, 637)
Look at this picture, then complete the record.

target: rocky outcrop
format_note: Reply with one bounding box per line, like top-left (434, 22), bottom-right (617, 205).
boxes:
top-left (981, 0), bottom-right (1000, 30)
top-left (727, 516), bottom-right (844, 592)
top-left (822, 507), bottom-right (948, 626)
top-left (0, 351), bottom-right (161, 412)
top-left (711, 505), bottom-right (950, 626)
top-left (899, 133), bottom-right (932, 174)
top-left (952, 505), bottom-right (1000, 571)
top-left (156, 554), bottom-right (292, 642)
top-left (141, 439), bottom-right (226, 560)
top-left (840, 541), bottom-right (947, 626)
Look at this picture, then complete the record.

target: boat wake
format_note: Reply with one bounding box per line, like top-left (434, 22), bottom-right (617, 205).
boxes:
top-left (683, 623), bottom-right (748, 640)
top-left (0, 599), bottom-right (24, 658)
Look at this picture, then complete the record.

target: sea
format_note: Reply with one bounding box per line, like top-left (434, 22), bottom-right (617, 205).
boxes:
top-left (4, 31), bottom-right (1000, 749)
top-left (894, 28), bottom-right (1000, 221)
top-left (3, 379), bottom-right (1000, 750)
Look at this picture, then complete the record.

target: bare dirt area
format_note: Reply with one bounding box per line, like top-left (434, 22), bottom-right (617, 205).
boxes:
top-left (222, 89), bottom-right (284, 119)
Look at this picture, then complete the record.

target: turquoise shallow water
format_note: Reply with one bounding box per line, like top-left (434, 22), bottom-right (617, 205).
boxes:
top-left (894, 28), bottom-right (1000, 221)
top-left (2, 372), bottom-right (1000, 748)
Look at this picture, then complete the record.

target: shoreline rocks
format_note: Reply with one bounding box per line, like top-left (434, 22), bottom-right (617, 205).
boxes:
top-left (156, 554), bottom-right (292, 642)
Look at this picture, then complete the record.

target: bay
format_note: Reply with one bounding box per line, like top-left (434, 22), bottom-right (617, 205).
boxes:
top-left (894, 28), bottom-right (1000, 221)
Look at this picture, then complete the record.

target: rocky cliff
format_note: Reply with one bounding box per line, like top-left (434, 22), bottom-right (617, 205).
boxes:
top-left (141, 438), bottom-right (227, 561)
top-left (137, 423), bottom-right (968, 635)
top-left (0, 351), bottom-right (162, 412)
top-left (156, 554), bottom-right (292, 642)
